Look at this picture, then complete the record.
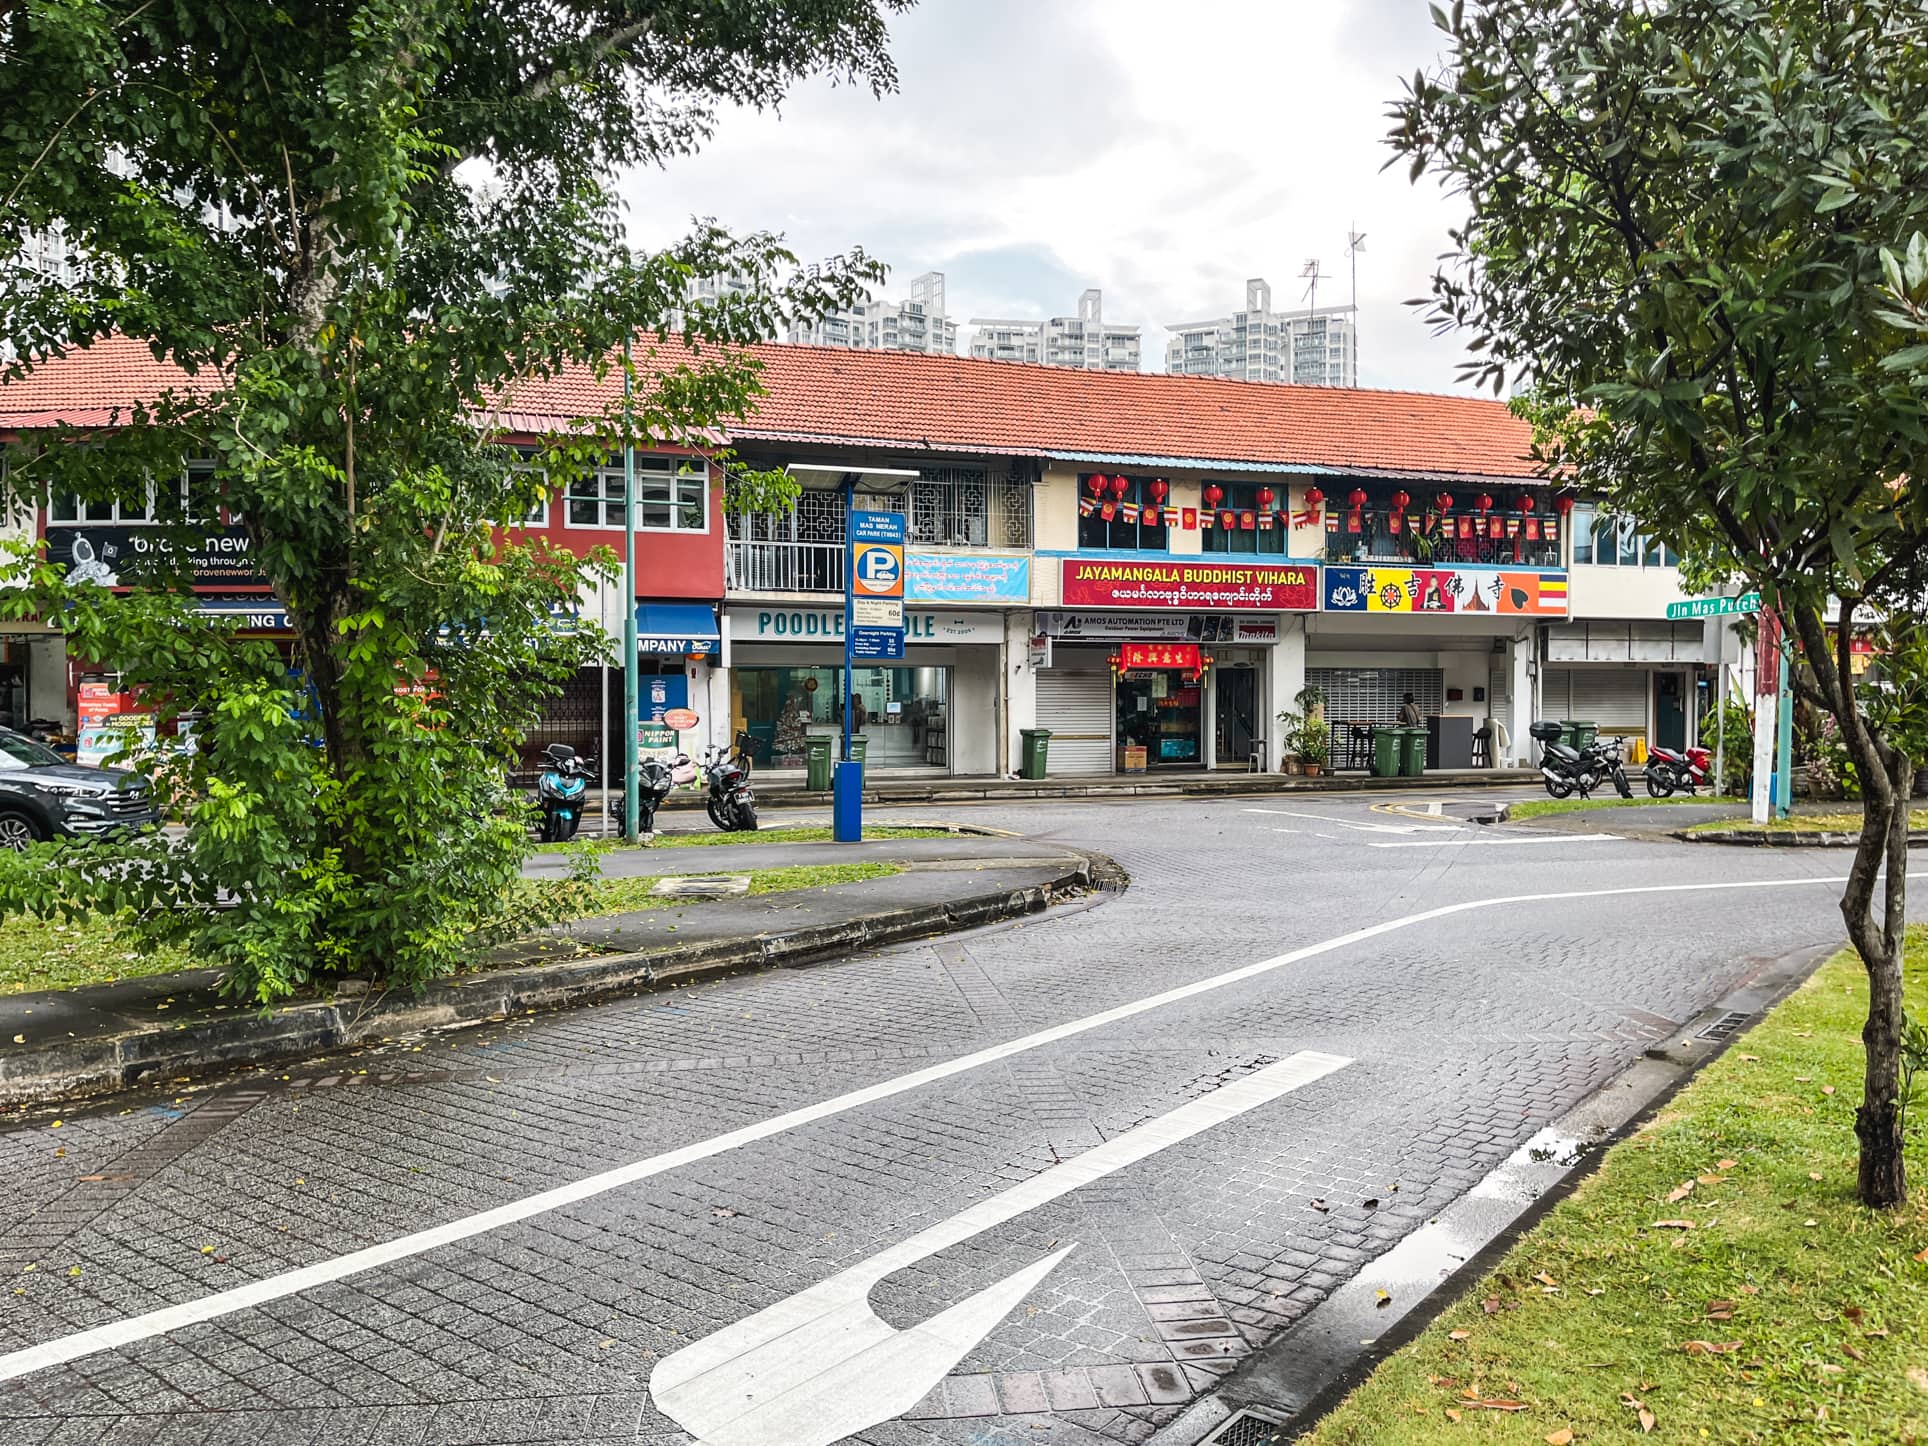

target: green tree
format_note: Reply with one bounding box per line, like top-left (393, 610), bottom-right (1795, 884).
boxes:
top-left (1393, 0), bottom-right (1928, 1207)
top-left (0, 0), bottom-right (906, 1001)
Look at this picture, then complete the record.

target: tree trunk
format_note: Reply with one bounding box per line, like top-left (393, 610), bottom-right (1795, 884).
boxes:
top-left (1854, 764), bottom-right (1911, 1209)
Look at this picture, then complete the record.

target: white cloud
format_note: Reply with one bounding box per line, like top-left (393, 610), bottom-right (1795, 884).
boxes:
top-left (619, 0), bottom-right (1477, 395)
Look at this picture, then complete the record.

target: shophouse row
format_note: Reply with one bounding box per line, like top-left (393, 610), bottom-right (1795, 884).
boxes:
top-left (0, 336), bottom-right (1738, 776)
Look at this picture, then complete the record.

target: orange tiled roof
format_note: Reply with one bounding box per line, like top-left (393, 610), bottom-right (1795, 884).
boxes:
top-left (2, 334), bottom-right (1541, 481)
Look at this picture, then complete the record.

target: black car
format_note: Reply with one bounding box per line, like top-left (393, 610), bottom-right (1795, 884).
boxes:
top-left (0, 727), bottom-right (162, 850)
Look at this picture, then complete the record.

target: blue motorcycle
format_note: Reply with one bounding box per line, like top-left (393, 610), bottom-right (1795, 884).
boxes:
top-left (535, 743), bottom-right (594, 842)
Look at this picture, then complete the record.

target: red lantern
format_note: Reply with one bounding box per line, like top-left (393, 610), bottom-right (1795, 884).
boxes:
top-left (1347, 488), bottom-right (1367, 507)
top-left (1391, 490), bottom-right (1411, 512)
top-left (1109, 475), bottom-right (1130, 500)
top-left (1202, 483), bottom-right (1225, 508)
top-left (1475, 493), bottom-right (1494, 513)
top-left (1520, 492), bottom-right (1536, 512)
top-left (1147, 478), bottom-right (1170, 504)
top-left (1556, 494), bottom-right (1575, 516)
top-left (1086, 474), bottom-right (1107, 497)
top-left (1304, 486), bottom-right (1325, 506)
top-left (1436, 492), bottom-right (1454, 511)
top-left (1256, 486), bottom-right (1276, 509)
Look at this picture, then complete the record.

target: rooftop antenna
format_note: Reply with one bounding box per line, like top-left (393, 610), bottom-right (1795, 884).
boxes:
top-left (1346, 228), bottom-right (1366, 387)
top-left (1300, 258), bottom-right (1328, 386)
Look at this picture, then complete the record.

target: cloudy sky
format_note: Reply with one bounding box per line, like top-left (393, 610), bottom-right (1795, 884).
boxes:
top-left (620, 0), bottom-right (1473, 395)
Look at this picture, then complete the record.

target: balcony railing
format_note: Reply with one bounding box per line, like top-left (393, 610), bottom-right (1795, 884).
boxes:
top-left (727, 540), bottom-right (844, 594)
top-left (1323, 512), bottom-right (1562, 570)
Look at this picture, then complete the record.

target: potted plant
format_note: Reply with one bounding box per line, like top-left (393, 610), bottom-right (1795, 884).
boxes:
top-left (1277, 708), bottom-right (1305, 774)
top-left (1298, 717), bottom-right (1331, 777)
top-left (1294, 683), bottom-right (1327, 719)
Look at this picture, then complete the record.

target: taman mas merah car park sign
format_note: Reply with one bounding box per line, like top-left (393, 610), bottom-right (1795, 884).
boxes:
top-left (1667, 592), bottom-right (1761, 619)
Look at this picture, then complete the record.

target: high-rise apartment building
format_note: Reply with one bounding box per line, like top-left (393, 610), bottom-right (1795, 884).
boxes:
top-left (968, 289), bottom-right (1141, 371)
top-left (786, 270), bottom-right (958, 355)
top-left (1165, 278), bottom-right (1358, 387)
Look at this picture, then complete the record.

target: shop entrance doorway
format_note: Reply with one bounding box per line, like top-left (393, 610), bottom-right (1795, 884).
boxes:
top-left (1215, 667), bottom-right (1257, 766)
top-left (1117, 669), bottom-right (1203, 767)
top-left (1654, 671), bottom-right (1687, 751)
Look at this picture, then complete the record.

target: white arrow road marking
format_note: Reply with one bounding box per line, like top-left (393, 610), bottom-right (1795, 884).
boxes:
top-left (649, 1052), bottom-right (1349, 1446)
top-left (0, 874), bottom-right (1857, 1386)
top-left (1367, 833), bottom-right (1624, 849)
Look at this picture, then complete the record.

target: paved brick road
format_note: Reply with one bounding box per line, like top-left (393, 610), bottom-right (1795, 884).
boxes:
top-left (0, 792), bottom-right (1896, 1445)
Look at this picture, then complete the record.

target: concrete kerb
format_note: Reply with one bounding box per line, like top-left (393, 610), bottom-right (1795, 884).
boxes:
top-left (0, 851), bottom-right (1114, 1109)
top-left (1674, 827), bottom-right (1928, 848)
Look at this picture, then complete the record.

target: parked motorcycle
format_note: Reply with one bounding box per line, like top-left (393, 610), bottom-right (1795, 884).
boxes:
top-left (699, 731), bottom-right (759, 832)
top-left (1644, 743), bottom-right (1713, 798)
top-left (636, 752), bottom-right (698, 834)
top-left (534, 743), bottom-right (594, 842)
top-left (1530, 722), bottom-right (1633, 800)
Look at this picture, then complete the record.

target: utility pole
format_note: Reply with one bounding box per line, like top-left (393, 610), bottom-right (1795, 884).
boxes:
top-left (1299, 258), bottom-right (1325, 385)
top-left (621, 340), bottom-right (640, 840)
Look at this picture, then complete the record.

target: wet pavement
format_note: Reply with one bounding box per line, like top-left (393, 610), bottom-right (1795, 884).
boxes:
top-left (0, 789), bottom-right (1914, 1445)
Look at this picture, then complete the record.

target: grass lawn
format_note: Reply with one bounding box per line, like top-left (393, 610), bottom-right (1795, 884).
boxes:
top-left (1687, 809), bottom-right (1928, 836)
top-left (1506, 795), bottom-right (1742, 820)
top-left (0, 916), bottom-right (196, 996)
top-left (1300, 933), bottom-right (1928, 1445)
top-left (575, 861), bottom-right (900, 916)
top-left (1, 863), bottom-right (903, 994)
top-left (533, 825), bottom-right (952, 852)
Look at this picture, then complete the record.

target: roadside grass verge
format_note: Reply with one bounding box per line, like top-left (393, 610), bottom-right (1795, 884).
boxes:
top-left (574, 862), bottom-right (900, 917)
top-left (0, 917), bottom-right (195, 996)
top-left (1506, 795), bottom-right (1742, 821)
top-left (1686, 809), bottom-right (1928, 836)
top-left (1300, 932), bottom-right (1928, 1445)
top-left (2, 863), bottom-right (903, 994)
top-left (533, 825), bottom-right (952, 852)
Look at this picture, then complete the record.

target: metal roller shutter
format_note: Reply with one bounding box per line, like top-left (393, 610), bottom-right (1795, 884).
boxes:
top-left (1306, 667), bottom-right (1444, 726)
top-left (1540, 668), bottom-right (1648, 729)
top-left (1036, 665), bottom-right (1113, 774)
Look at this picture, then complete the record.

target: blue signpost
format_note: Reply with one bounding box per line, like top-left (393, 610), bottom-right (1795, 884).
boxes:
top-left (837, 507), bottom-right (906, 842)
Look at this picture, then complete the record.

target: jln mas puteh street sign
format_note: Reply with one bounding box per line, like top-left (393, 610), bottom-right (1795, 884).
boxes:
top-left (1666, 592), bottom-right (1761, 620)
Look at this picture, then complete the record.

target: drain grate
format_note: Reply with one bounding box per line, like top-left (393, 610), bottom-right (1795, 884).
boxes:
top-left (1697, 1009), bottom-right (1751, 1042)
top-left (1204, 1408), bottom-right (1288, 1446)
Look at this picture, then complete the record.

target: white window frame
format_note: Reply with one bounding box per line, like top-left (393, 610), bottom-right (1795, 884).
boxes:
top-left (507, 451), bottom-right (550, 528)
top-left (562, 454), bottom-right (711, 534)
top-left (50, 466), bottom-right (206, 526)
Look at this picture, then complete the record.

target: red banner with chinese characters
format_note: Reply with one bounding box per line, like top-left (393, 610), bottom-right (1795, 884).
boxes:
top-left (1119, 642), bottom-right (1202, 672)
top-left (1060, 559), bottom-right (1320, 611)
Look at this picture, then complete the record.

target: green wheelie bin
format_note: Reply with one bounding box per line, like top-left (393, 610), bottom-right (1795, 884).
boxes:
top-left (1020, 728), bottom-right (1052, 780)
top-left (806, 736), bottom-right (834, 792)
top-left (1398, 726), bottom-right (1427, 777)
top-left (1373, 727), bottom-right (1403, 777)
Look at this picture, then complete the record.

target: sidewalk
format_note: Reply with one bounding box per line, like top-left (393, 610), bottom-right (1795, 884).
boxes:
top-left (0, 834), bottom-right (1110, 1107)
top-left (633, 766), bottom-right (1539, 812)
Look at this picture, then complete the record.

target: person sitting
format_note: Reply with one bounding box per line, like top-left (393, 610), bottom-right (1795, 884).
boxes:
top-left (1396, 692), bottom-right (1423, 726)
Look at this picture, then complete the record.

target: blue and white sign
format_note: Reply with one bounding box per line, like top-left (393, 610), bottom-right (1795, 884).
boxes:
top-left (906, 551), bottom-right (1030, 604)
top-left (847, 509), bottom-right (907, 662)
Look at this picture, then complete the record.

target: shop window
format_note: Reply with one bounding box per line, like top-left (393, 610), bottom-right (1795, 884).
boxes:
top-left (1201, 481), bottom-right (1286, 556)
top-left (50, 467), bottom-right (206, 525)
top-left (1077, 474), bottom-right (1169, 551)
top-left (733, 664), bottom-right (949, 770)
top-left (1571, 504), bottom-right (1678, 567)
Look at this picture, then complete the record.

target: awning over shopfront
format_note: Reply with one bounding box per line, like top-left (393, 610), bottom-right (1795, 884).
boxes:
top-left (636, 602), bottom-right (720, 656)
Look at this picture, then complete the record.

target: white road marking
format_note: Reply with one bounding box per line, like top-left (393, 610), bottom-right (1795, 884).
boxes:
top-left (1367, 833), bottom-right (1624, 849)
top-left (650, 1052), bottom-right (1349, 1446)
top-left (1242, 807), bottom-right (1460, 834)
top-left (0, 871), bottom-right (1856, 1385)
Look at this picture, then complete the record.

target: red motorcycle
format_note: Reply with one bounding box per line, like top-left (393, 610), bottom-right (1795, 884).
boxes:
top-left (1645, 744), bottom-right (1712, 797)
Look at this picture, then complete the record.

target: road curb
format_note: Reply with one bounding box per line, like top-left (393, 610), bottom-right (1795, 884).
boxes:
top-left (655, 773), bottom-right (1538, 810)
top-left (1673, 827), bottom-right (1928, 847)
top-left (0, 852), bottom-right (1118, 1109)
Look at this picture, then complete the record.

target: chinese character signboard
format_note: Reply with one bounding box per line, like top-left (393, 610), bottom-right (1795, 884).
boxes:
top-left (1117, 642), bottom-right (1203, 672)
top-left (1060, 559), bottom-right (1318, 611)
top-left (1321, 565), bottom-right (1569, 616)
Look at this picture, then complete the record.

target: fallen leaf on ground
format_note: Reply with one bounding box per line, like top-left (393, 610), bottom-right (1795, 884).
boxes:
top-left (1622, 1393), bottom-right (1657, 1433)
top-left (1650, 1219), bottom-right (1696, 1230)
top-left (1916, 1247), bottom-right (1928, 1264)
top-left (1740, 1284), bottom-right (1760, 1295)
top-left (1362, 1197), bottom-right (1380, 1209)
top-left (1706, 1300), bottom-right (1735, 1320)
top-left (1809, 1171), bottom-right (1823, 1181)
top-left (1667, 1180), bottom-right (1696, 1203)
top-left (1908, 1366), bottom-right (1928, 1393)
top-left (1683, 1340), bottom-right (1741, 1355)
top-left (1717, 1159), bottom-right (1738, 1169)
top-left (1483, 1297), bottom-right (1502, 1314)
top-left (1444, 1409), bottom-right (1463, 1423)
top-left (1586, 1287), bottom-right (1605, 1296)
top-left (1546, 1431), bottom-right (1574, 1446)
top-left (1449, 1330), bottom-right (1471, 1341)
top-left (1375, 1289), bottom-right (1391, 1308)
top-left (1843, 1306), bottom-right (1863, 1322)
top-left (1308, 1198), bottom-right (1329, 1212)
top-left (1843, 1343), bottom-right (1866, 1363)
top-left (1738, 1054), bottom-right (1759, 1062)
top-left (1695, 1173), bottom-right (1727, 1185)
top-left (711, 1206), bottom-right (738, 1218)
top-left (1822, 1085), bottom-right (1836, 1096)
top-left (1465, 1399), bottom-right (1528, 1412)
top-left (1534, 1271), bottom-right (1559, 1287)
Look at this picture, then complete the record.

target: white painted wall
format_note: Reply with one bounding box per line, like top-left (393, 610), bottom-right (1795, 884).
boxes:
top-left (1568, 563), bottom-right (1691, 620)
top-left (952, 645), bottom-right (1000, 775)
top-left (1003, 610), bottom-right (1038, 774)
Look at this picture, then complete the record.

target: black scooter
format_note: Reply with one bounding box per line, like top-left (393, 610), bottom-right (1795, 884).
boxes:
top-left (700, 731), bottom-right (759, 832)
top-left (1531, 722), bottom-right (1632, 800)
